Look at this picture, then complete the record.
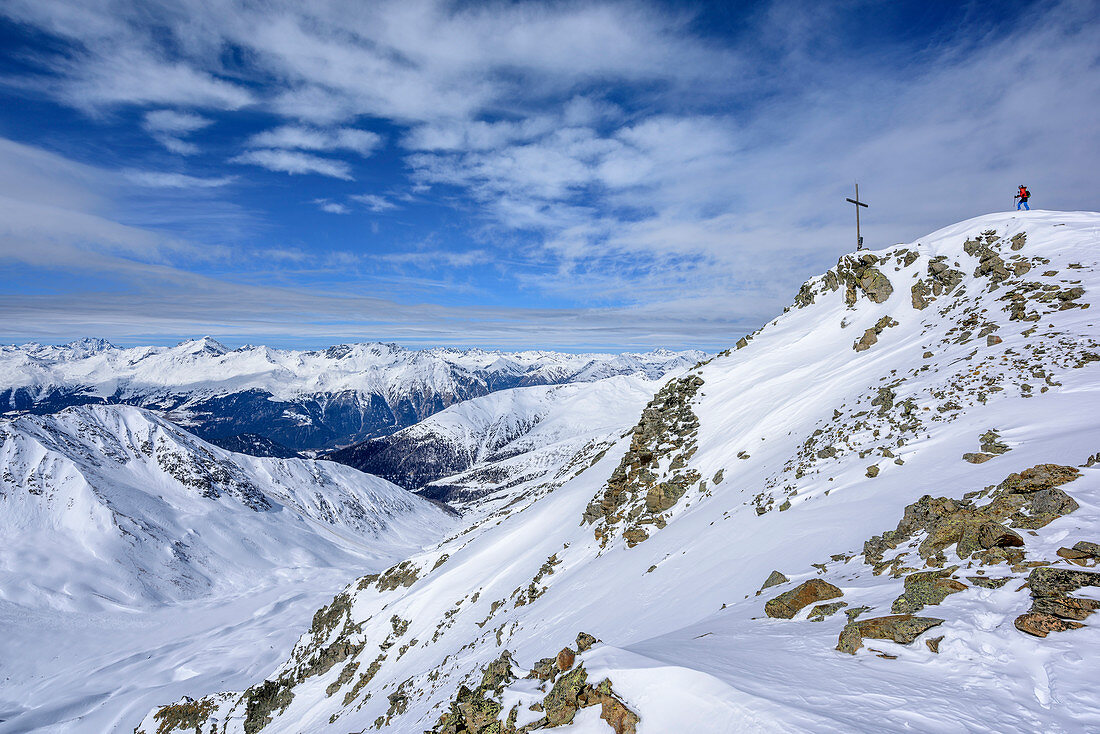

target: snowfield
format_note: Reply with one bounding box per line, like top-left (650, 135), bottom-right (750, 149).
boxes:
top-left (0, 405), bottom-right (457, 731)
top-left (131, 210), bottom-right (1100, 734)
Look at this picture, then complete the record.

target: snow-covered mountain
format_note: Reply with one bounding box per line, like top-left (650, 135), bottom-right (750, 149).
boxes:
top-left (0, 404), bottom-right (456, 610)
top-left (0, 341), bottom-right (705, 454)
top-left (329, 375), bottom-right (665, 504)
top-left (137, 210), bottom-right (1100, 733)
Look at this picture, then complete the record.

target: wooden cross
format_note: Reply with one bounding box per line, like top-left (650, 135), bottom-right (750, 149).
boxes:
top-left (846, 183), bottom-right (868, 250)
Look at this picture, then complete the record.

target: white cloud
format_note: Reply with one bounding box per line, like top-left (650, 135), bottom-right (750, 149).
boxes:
top-left (143, 110), bottom-right (212, 134)
top-left (2, 0), bottom-right (1099, 348)
top-left (350, 193), bottom-right (397, 212)
top-left (246, 125), bottom-right (383, 156)
top-left (313, 199), bottom-right (350, 214)
top-left (141, 110), bottom-right (214, 155)
top-left (229, 149), bottom-right (353, 179)
top-left (123, 170), bottom-right (236, 189)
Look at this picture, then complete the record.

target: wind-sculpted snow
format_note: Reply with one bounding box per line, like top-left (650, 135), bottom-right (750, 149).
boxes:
top-left (0, 341), bottom-right (705, 453)
top-left (112, 211), bottom-right (1100, 732)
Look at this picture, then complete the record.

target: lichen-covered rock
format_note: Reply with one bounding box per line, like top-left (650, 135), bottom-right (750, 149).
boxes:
top-left (1031, 596), bottom-right (1100, 621)
top-left (963, 452), bottom-right (993, 464)
top-left (1014, 612), bottom-right (1085, 638)
top-left (853, 315), bottom-right (898, 352)
top-left (967, 576), bottom-right (1011, 589)
top-left (997, 464), bottom-right (1081, 494)
top-left (765, 579), bottom-right (843, 619)
top-left (837, 615), bottom-right (944, 654)
top-left (243, 679), bottom-right (295, 734)
top-left (584, 374), bottom-right (704, 546)
top-left (544, 666), bottom-right (588, 726)
top-left (576, 632), bottom-right (599, 653)
top-left (976, 522), bottom-right (1023, 550)
top-left (891, 568), bottom-right (967, 614)
top-left (758, 570), bottom-right (789, 595)
top-left (808, 601), bottom-right (848, 621)
top-left (556, 647), bottom-right (576, 671)
top-left (863, 464), bottom-right (1082, 570)
top-left (1025, 566), bottom-right (1100, 597)
top-left (150, 698), bottom-right (216, 734)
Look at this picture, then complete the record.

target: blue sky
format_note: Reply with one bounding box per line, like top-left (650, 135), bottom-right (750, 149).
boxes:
top-left (0, 0), bottom-right (1096, 351)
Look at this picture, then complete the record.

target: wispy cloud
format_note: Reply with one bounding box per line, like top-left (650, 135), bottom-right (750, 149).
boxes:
top-left (350, 193), bottom-right (398, 212)
top-left (313, 199), bottom-right (350, 215)
top-left (246, 125), bottom-right (383, 156)
top-left (141, 109), bottom-right (213, 155)
top-left (124, 170), bottom-right (236, 189)
top-left (230, 149), bottom-right (353, 179)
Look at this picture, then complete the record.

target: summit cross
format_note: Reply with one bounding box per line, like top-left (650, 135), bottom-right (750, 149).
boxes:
top-left (846, 183), bottom-right (869, 250)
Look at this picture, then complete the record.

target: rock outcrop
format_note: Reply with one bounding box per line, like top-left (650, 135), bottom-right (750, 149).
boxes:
top-left (837, 615), bottom-right (944, 654)
top-left (765, 579), bottom-right (843, 619)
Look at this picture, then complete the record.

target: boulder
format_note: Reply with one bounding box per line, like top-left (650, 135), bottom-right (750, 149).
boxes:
top-left (997, 464), bottom-right (1080, 494)
top-left (556, 647), bottom-right (576, 671)
top-left (1025, 567), bottom-right (1100, 597)
top-left (575, 632), bottom-right (599, 653)
top-left (977, 522), bottom-right (1024, 549)
top-left (1031, 596), bottom-right (1100, 621)
top-left (837, 615), bottom-right (944, 654)
top-left (962, 452), bottom-right (992, 464)
top-left (808, 601), bottom-right (848, 621)
top-left (765, 579), bottom-right (843, 619)
top-left (1014, 612), bottom-right (1085, 638)
top-left (892, 568), bottom-right (967, 614)
top-left (967, 576), bottom-right (1011, 589)
top-left (544, 667), bottom-right (587, 726)
top-left (757, 570), bottom-right (789, 595)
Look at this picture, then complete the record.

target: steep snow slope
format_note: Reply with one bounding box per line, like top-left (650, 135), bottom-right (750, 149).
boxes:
top-left (0, 404), bottom-right (456, 610)
top-left (0, 341), bottom-right (705, 452)
top-left (329, 375), bottom-right (664, 504)
top-left (139, 211), bottom-right (1100, 733)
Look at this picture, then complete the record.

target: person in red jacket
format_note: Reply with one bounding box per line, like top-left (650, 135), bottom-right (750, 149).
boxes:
top-left (1015, 185), bottom-right (1030, 211)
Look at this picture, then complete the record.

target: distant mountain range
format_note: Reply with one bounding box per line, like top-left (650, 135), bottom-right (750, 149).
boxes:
top-left (0, 339), bottom-right (705, 454)
top-left (330, 374), bottom-right (664, 505)
top-left (0, 404), bottom-right (456, 610)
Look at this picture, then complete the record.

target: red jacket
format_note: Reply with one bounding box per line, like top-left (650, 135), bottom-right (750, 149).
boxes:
top-left (1018, 187), bottom-right (1029, 200)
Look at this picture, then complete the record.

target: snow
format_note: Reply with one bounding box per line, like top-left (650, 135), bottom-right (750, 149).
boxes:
top-left (381, 374), bottom-right (667, 505)
top-left (0, 339), bottom-right (705, 405)
top-left (11, 210), bottom-right (1100, 733)
top-left (0, 405), bottom-right (457, 731)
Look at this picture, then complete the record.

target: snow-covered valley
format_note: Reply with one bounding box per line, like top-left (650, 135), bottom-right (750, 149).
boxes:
top-left (0, 406), bottom-right (458, 731)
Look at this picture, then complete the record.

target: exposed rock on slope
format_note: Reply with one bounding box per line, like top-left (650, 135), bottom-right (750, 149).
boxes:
top-left (138, 211), bottom-right (1100, 733)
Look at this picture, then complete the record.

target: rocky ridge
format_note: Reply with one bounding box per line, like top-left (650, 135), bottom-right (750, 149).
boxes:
top-left (137, 211), bottom-right (1100, 733)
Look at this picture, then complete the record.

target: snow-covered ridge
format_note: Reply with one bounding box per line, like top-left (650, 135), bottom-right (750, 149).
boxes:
top-left (133, 210), bottom-right (1100, 732)
top-left (0, 404), bottom-right (456, 611)
top-left (330, 374), bottom-right (665, 504)
top-left (0, 340), bottom-right (705, 452)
